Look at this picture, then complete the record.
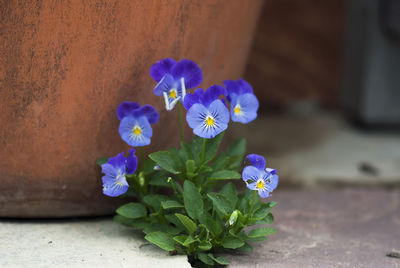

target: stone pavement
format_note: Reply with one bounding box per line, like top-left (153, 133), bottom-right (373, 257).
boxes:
top-left (1, 187), bottom-right (399, 268)
top-left (228, 112), bottom-right (400, 187)
top-left (229, 187), bottom-right (400, 268)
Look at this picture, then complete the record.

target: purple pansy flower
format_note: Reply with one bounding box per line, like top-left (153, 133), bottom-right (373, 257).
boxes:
top-left (150, 58), bottom-right (203, 111)
top-left (183, 85), bottom-right (229, 139)
top-left (101, 149), bottom-right (138, 197)
top-left (117, 102), bottom-right (159, 147)
top-left (242, 154), bottom-right (278, 198)
top-left (223, 79), bottom-right (259, 124)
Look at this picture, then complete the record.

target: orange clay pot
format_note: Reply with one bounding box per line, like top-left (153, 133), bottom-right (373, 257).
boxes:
top-left (0, 0), bottom-right (263, 217)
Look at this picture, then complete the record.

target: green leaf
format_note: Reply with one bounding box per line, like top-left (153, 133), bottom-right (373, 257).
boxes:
top-left (237, 242), bottom-right (253, 252)
top-left (173, 235), bottom-right (187, 246)
top-left (252, 203), bottom-right (274, 221)
top-left (116, 203), bottom-right (147, 219)
top-left (203, 213), bottom-right (222, 236)
top-left (185, 159), bottom-right (197, 179)
top-left (207, 192), bottom-right (233, 216)
top-left (149, 151), bottom-right (181, 174)
top-left (141, 159), bottom-right (156, 175)
top-left (183, 236), bottom-right (198, 246)
top-left (221, 236), bottom-right (245, 249)
top-left (96, 157), bottom-right (108, 166)
top-left (113, 215), bottom-right (134, 226)
top-left (198, 241), bottom-right (212, 250)
top-left (208, 170), bottom-right (241, 180)
top-left (183, 180), bottom-right (204, 220)
top-left (189, 136), bottom-right (203, 164)
top-left (143, 223), bottom-right (181, 235)
top-left (208, 254), bottom-right (229, 265)
top-left (130, 219), bottom-right (150, 229)
top-left (248, 227), bottom-right (276, 238)
top-left (197, 253), bottom-right (214, 265)
top-left (220, 182), bottom-right (238, 208)
top-left (148, 171), bottom-right (170, 187)
top-left (197, 165), bottom-right (213, 174)
top-left (246, 236), bottom-right (268, 242)
top-left (179, 142), bottom-right (195, 162)
top-left (203, 132), bottom-right (224, 163)
top-left (143, 194), bottom-right (170, 211)
top-left (254, 213), bottom-right (274, 225)
top-left (226, 138), bottom-right (246, 169)
top-left (175, 213), bottom-right (197, 235)
top-left (145, 231), bottom-right (175, 252)
top-left (161, 200), bottom-right (184, 209)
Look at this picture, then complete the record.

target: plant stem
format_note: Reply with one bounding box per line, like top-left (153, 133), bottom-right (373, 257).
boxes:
top-left (200, 138), bottom-right (206, 164)
top-left (177, 103), bottom-right (184, 142)
top-left (168, 177), bottom-right (181, 201)
top-left (248, 190), bottom-right (257, 219)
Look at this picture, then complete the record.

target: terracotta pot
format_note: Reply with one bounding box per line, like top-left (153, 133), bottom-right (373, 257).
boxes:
top-left (0, 0), bottom-right (263, 217)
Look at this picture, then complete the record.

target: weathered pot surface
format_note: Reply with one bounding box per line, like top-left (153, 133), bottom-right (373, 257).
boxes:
top-left (0, 0), bottom-right (262, 217)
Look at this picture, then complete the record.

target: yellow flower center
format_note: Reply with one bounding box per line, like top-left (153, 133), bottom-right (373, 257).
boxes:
top-left (257, 180), bottom-right (264, 189)
top-left (206, 116), bottom-right (215, 126)
top-left (133, 126), bottom-right (142, 136)
top-left (116, 180), bottom-right (123, 186)
top-left (234, 105), bottom-right (241, 115)
top-left (169, 89), bottom-right (177, 99)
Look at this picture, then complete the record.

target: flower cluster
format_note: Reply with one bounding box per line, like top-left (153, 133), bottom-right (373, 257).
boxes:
top-left (242, 154), bottom-right (279, 198)
top-left (101, 149), bottom-right (137, 197)
top-left (98, 58), bottom-right (279, 267)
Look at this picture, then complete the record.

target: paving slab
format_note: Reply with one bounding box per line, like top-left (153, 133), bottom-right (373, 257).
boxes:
top-left (0, 218), bottom-right (190, 268)
top-left (1, 188), bottom-right (398, 268)
top-left (229, 187), bottom-right (400, 268)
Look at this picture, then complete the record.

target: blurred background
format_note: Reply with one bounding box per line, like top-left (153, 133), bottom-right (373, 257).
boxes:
top-left (229, 0), bottom-right (400, 189)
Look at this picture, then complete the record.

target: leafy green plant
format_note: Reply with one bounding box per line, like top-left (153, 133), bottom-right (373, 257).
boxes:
top-left (97, 58), bottom-right (279, 267)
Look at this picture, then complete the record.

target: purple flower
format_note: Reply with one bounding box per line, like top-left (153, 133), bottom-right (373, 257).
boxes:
top-left (150, 58), bottom-right (203, 111)
top-left (242, 154), bottom-right (278, 198)
top-left (184, 85), bottom-right (229, 139)
top-left (101, 149), bottom-right (137, 197)
top-left (223, 79), bottom-right (259, 124)
top-left (117, 102), bottom-right (159, 147)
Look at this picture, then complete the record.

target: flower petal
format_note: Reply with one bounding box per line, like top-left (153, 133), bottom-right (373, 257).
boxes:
top-left (246, 154), bottom-right (266, 170)
top-left (183, 88), bottom-right (203, 110)
top-left (246, 182), bottom-right (258, 191)
top-left (150, 58), bottom-right (177, 82)
top-left (126, 149), bottom-right (138, 174)
top-left (223, 80), bottom-right (240, 102)
top-left (101, 164), bottom-right (116, 177)
top-left (186, 103), bottom-right (208, 130)
top-left (258, 188), bottom-right (271, 198)
top-left (103, 179), bottom-right (129, 197)
top-left (237, 79), bottom-right (254, 94)
top-left (267, 174), bottom-right (279, 191)
top-left (242, 166), bottom-right (262, 183)
top-left (153, 74), bottom-right (176, 96)
top-left (191, 100), bottom-right (229, 139)
top-left (119, 116), bottom-right (152, 147)
top-left (231, 93), bottom-right (259, 124)
top-left (200, 85), bottom-right (226, 107)
top-left (132, 104), bottom-right (159, 124)
top-left (116, 101), bottom-right (140, 120)
top-left (107, 152), bottom-right (127, 170)
top-left (171, 59), bottom-right (203, 89)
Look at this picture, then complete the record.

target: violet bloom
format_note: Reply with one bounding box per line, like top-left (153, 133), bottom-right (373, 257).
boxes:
top-left (101, 149), bottom-right (137, 197)
top-left (223, 79), bottom-right (259, 124)
top-left (183, 85), bottom-right (229, 139)
top-left (117, 102), bottom-right (159, 147)
top-left (242, 154), bottom-right (278, 198)
top-left (150, 58), bottom-right (203, 111)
